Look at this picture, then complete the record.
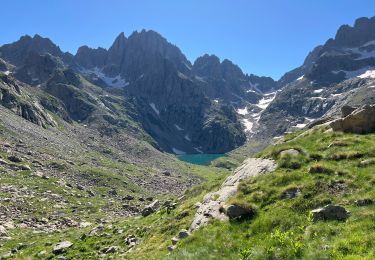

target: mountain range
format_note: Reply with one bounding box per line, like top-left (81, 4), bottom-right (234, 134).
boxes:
top-left (0, 14), bottom-right (375, 259)
top-left (2, 17), bottom-right (374, 157)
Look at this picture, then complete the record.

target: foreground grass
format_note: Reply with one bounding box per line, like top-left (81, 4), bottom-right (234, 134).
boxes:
top-left (169, 127), bottom-right (375, 259)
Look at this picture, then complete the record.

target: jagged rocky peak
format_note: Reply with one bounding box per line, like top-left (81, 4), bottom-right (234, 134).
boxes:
top-left (278, 16), bottom-right (375, 86)
top-left (123, 30), bottom-right (192, 74)
top-left (75, 45), bottom-right (108, 69)
top-left (107, 32), bottom-right (127, 66)
top-left (327, 16), bottom-right (375, 48)
top-left (192, 54), bottom-right (222, 77)
top-left (0, 34), bottom-right (64, 66)
top-left (192, 54), bottom-right (246, 81)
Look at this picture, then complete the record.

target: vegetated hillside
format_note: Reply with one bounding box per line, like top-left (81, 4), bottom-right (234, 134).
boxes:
top-left (168, 126), bottom-right (375, 259)
top-left (0, 105), bottom-right (232, 258)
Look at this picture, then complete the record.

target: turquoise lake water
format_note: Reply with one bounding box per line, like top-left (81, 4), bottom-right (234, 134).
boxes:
top-left (177, 154), bottom-right (225, 165)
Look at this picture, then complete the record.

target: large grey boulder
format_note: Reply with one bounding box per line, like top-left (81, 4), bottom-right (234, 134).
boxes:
top-left (330, 105), bottom-right (375, 134)
top-left (311, 204), bottom-right (350, 221)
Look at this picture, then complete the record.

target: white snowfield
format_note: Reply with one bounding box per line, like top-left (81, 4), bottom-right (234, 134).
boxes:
top-left (84, 67), bottom-right (129, 88)
top-left (236, 91), bottom-right (277, 135)
top-left (242, 119), bottom-right (254, 132)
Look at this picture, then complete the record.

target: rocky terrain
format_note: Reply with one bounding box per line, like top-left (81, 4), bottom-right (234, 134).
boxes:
top-left (0, 14), bottom-right (374, 259)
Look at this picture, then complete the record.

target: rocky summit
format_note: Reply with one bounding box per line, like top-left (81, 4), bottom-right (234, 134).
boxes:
top-left (0, 7), bottom-right (375, 259)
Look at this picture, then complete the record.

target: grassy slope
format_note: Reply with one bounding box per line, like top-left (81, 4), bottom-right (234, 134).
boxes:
top-left (1, 122), bottom-right (375, 259)
top-left (168, 126), bottom-right (375, 259)
top-left (0, 147), bottom-right (230, 259)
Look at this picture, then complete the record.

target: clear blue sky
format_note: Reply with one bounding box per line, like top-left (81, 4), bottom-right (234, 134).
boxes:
top-left (1, 1), bottom-right (374, 79)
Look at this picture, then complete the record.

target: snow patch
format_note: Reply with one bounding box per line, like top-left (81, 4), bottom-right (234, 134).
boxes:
top-left (236, 107), bottom-right (248, 115)
top-left (213, 99), bottom-right (219, 103)
top-left (313, 89), bottom-right (324, 94)
top-left (358, 70), bottom-right (375, 79)
top-left (295, 123), bottom-right (307, 129)
top-left (4, 71), bottom-right (10, 75)
top-left (172, 148), bottom-right (186, 155)
top-left (150, 103), bottom-right (160, 116)
top-left (257, 92), bottom-right (276, 110)
top-left (242, 119), bottom-right (254, 133)
top-left (174, 124), bottom-right (184, 131)
top-left (310, 96), bottom-right (326, 101)
top-left (85, 67), bottom-right (129, 88)
top-left (297, 75), bottom-right (304, 81)
top-left (184, 134), bottom-right (191, 141)
top-left (333, 67), bottom-right (375, 79)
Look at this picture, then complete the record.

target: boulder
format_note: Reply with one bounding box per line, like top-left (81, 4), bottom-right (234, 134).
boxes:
top-left (0, 226), bottom-right (8, 237)
top-left (279, 149), bottom-right (300, 157)
top-left (167, 245), bottom-right (177, 251)
top-left (355, 199), bottom-right (374, 206)
top-left (8, 155), bottom-right (22, 163)
top-left (311, 204), bottom-right (350, 221)
top-left (125, 235), bottom-right (137, 247)
top-left (162, 171), bottom-right (171, 176)
top-left (18, 165), bottom-right (31, 170)
top-left (141, 200), bottom-right (160, 217)
top-left (177, 229), bottom-right (190, 239)
top-left (0, 159), bottom-right (8, 165)
top-left (53, 241), bottom-right (73, 254)
top-left (330, 105), bottom-right (375, 134)
top-left (122, 195), bottom-right (134, 200)
top-left (86, 190), bottom-right (95, 197)
top-left (103, 246), bottom-right (118, 254)
top-left (225, 204), bottom-right (256, 220)
top-left (281, 187), bottom-right (301, 199)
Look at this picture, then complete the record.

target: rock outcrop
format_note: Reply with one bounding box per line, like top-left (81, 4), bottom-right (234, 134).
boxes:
top-left (330, 105), bottom-right (375, 134)
top-left (225, 204), bottom-right (256, 220)
top-left (189, 158), bottom-right (276, 231)
top-left (311, 204), bottom-right (350, 221)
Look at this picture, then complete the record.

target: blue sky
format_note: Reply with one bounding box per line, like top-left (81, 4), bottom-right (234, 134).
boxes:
top-left (1, 1), bottom-right (374, 79)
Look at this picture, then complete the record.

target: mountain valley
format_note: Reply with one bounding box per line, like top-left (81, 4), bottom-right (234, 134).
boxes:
top-left (0, 14), bottom-right (374, 259)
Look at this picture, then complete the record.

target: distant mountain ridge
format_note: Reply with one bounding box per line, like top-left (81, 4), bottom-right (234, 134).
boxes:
top-left (1, 16), bottom-right (374, 154)
top-left (1, 30), bottom-right (277, 154)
